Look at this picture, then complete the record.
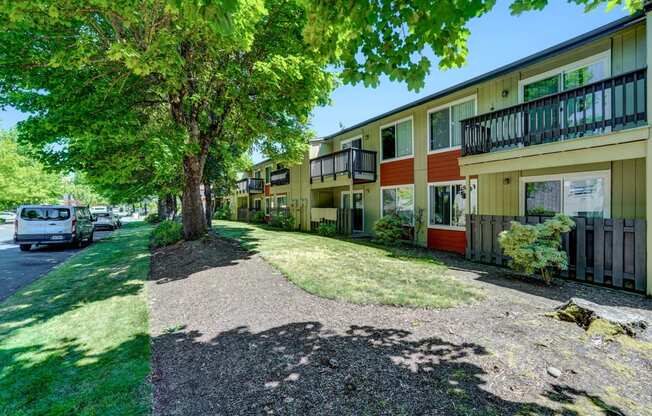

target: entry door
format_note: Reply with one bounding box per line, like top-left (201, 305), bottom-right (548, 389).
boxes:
top-left (342, 191), bottom-right (364, 232)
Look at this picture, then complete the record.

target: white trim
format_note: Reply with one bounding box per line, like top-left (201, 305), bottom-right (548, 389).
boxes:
top-left (427, 94), bottom-right (477, 154)
top-left (341, 189), bottom-right (364, 232)
top-left (427, 179), bottom-right (477, 230)
top-left (340, 135), bottom-right (363, 150)
top-left (379, 116), bottom-right (414, 163)
top-left (518, 50), bottom-right (611, 103)
top-left (380, 184), bottom-right (415, 226)
top-left (518, 170), bottom-right (611, 218)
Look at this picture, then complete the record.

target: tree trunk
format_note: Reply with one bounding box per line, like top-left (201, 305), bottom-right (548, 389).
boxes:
top-left (181, 154), bottom-right (206, 240)
top-left (203, 180), bottom-right (213, 229)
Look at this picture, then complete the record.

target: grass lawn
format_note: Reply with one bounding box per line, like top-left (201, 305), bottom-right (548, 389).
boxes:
top-left (214, 220), bottom-right (484, 308)
top-left (0, 223), bottom-right (152, 416)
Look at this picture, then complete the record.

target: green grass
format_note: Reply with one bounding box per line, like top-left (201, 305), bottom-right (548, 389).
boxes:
top-left (0, 223), bottom-right (152, 416)
top-left (214, 220), bottom-right (484, 308)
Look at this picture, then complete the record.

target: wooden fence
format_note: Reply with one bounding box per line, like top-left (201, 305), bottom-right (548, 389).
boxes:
top-left (466, 215), bottom-right (646, 293)
top-left (310, 208), bottom-right (352, 235)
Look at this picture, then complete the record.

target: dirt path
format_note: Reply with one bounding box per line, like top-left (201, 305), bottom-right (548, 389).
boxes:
top-left (148, 236), bottom-right (652, 416)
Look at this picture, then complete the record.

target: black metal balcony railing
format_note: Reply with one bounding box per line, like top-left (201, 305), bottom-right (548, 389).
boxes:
top-left (310, 148), bottom-right (377, 183)
top-left (461, 68), bottom-right (647, 156)
top-left (236, 178), bottom-right (264, 194)
top-left (270, 168), bottom-right (290, 186)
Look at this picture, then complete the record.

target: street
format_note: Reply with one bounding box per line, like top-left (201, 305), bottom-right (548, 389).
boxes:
top-left (0, 223), bottom-right (112, 301)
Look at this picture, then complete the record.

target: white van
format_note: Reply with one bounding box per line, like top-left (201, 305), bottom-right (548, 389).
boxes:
top-left (14, 205), bottom-right (95, 251)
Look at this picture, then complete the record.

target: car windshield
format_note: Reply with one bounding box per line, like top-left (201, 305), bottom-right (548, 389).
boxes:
top-left (20, 208), bottom-right (70, 221)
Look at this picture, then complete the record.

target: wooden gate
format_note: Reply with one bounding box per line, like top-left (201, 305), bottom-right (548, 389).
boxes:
top-left (466, 215), bottom-right (646, 293)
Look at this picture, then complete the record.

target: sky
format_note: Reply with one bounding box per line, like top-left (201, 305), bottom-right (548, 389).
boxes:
top-left (0, 0), bottom-right (629, 163)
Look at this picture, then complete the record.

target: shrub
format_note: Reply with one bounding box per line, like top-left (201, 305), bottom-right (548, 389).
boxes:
top-left (144, 212), bottom-right (161, 224)
top-left (251, 210), bottom-right (266, 224)
top-left (0, 218), bottom-right (5, 224)
top-left (498, 214), bottom-right (575, 284)
top-left (373, 214), bottom-right (404, 246)
top-left (213, 205), bottom-right (232, 220)
top-left (150, 220), bottom-right (183, 248)
top-left (270, 213), bottom-right (295, 230)
top-left (317, 223), bottom-right (337, 237)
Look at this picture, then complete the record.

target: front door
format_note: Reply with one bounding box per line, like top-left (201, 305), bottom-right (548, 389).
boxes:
top-left (342, 191), bottom-right (364, 232)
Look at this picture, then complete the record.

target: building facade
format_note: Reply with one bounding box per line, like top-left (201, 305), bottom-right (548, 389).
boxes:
top-left (231, 11), bottom-right (652, 295)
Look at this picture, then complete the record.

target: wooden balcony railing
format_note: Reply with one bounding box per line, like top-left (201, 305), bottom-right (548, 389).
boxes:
top-left (236, 177), bottom-right (264, 194)
top-left (309, 148), bottom-right (377, 183)
top-left (270, 168), bottom-right (290, 186)
top-left (461, 68), bottom-right (647, 156)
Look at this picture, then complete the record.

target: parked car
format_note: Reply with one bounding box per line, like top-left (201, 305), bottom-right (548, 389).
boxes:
top-left (0, 211), bottom-right (17, 223)
top-left (93, 212), bottom-right (119, 231)
top-left (14, 205), bottom-right (95, 251)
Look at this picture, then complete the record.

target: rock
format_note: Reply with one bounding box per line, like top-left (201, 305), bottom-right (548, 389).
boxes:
top-left (320, 356), bottom-right (339, 369)
top-left (551, 298), bottom-right (650, 339)
top-left (343, 375), bottom-right (356, 392)
top-left (547, 366), bottom-right (562, 378)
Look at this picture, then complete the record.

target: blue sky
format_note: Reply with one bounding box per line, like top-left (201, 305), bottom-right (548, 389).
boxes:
top-left (0, 0), bottom-right (629, 164)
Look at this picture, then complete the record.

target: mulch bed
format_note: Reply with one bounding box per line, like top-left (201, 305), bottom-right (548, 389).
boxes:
top-left (148, 235), bottom-right (652, 416)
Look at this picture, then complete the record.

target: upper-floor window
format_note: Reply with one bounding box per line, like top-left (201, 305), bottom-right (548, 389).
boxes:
top-left (341, 136), bottom-right (362, 150)
top-left (380, 118), bottom-right (412, 161)
top-left (265, 166), bottom-right (271, 183)
top-left (254, 170), bottom-right (261, 179)
top-left (520, 51), bottom-right (610, 102)
top-left (428, 97), bottom-right (476, 152)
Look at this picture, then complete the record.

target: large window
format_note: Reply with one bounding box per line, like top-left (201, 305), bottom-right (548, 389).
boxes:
top-left (265, 197), bottom-right (271, 215)
top-left (254, 170), bottom-right (261, 179)
top-left (381, 185), bottom-right (414, 225)
top-left (429, 97), bottom-right (476, 152)
top-left (254, 199), bottom-right (262, 211)
top-left (381, 118), bottom-right (412, 161)
top-left (341, 136), bottom-right (362, 150)
top-left (276, 195), bottom-right (288, 209)
top-left (521, 171), bottom-right (610, 218)
top-left (428, 180), bottom-right (477, 229)
top-left (265, 166), bottom-right (271, 184)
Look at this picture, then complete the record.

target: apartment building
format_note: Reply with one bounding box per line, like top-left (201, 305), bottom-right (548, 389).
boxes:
top-left (232, 11), bottom-right (652, 295)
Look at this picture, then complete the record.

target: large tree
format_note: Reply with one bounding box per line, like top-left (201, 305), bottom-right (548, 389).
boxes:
top-left (1, 0), bottom-right (641, 238)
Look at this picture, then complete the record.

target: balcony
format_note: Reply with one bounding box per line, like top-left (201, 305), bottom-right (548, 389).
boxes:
top-left (310, 148), bottom-right (377, 184)
top-left (270, 168), bottom-right (290, 186)
top-left (236, 178), bottom-right (264, 194)
top-left (461, 68), bottom-right (647, 156)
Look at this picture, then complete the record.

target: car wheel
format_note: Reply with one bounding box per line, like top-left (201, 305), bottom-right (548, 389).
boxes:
top-left (19, 244), bottom-right (31, 252)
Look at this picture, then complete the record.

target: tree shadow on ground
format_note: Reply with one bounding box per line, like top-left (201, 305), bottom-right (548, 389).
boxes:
top-left (149, 231), bottom-right (256, 285)
top-left (0, 334), bottom-right (150, 415)
top-left (151, 322), bottom-right (625, 416)
top-left (0, 225), bottom-right (149, 338)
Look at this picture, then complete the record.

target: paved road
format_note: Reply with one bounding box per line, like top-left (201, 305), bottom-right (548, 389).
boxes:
top-left (0, 223), bottom-right (112, 302)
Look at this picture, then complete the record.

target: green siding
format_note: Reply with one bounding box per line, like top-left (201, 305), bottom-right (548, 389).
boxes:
top-left (478, 159), bottom-right (646, 219)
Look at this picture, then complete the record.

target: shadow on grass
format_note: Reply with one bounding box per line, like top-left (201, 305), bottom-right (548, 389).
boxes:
top-left (0, 223), bottom-right (151, 338)
top-left (0, 334), bottom-right (150, 415)
top-left (151, 322), bottom-right (624, 416)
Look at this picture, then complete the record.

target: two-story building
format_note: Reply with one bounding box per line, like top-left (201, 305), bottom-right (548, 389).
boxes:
top-left (231, 11), bottom-right (652, 295)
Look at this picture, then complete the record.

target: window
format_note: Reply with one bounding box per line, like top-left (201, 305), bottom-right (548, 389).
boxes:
top-left (521, 171), bottom-right (610, 218)
top-left (381, 118), bottom-right (412, 161)
top-left (265, 197), bottom-right (271, 215)
top-left (381, 185), bottom-right (414, 225)
top-left (428, 180), bottom-right (477, 229)
top-left (254, 199), bottom-right (262, 211)
top-left (276, 195), bottom-right (288, 209)
top-left (265, 166), bottom-right (271, 184)
top-left (520, 52), bottom-right (610, 102)
top-left (254, 170), bottom-right (261, 179)
top-left (20, 208), bottom-right (70, 221)
top-left (429, 97), bottom-right (476, 152)
top-left (341, 136), bottom-right (362, 150)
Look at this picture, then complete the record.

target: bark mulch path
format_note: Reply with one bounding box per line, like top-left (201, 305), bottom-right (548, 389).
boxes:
top-left (148, 235), bottom-right (652, 416)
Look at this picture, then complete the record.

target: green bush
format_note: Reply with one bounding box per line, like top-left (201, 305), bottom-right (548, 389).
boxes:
top-left (251, 210), bottom-right (266, 224)
top-left (373, 214), bottom-right (404, 246)
top-left (150, 220), bottom-right (183, 248)
top-left (0, 218), bottom-right (5, 224)
top-left (498, 214), bottom-right (575, 284)
top-left (144, 212), bottom-right (161, 224)
top-left (270, 213), bottom-right (295, 230)
top-left (213, 205), bottom-right (232, 220)
top-left (317, 223), bottom-right (337, 237)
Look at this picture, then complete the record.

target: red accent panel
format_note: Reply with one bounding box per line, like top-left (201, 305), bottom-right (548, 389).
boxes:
top-left (427, 228), bottom-right (466, 255)
top-left (380, 158), bottom-right (414, 186)
top-left (264, 185), bottom-right (271, 196)
top-left (427, 149), bottom-right (462, 182)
